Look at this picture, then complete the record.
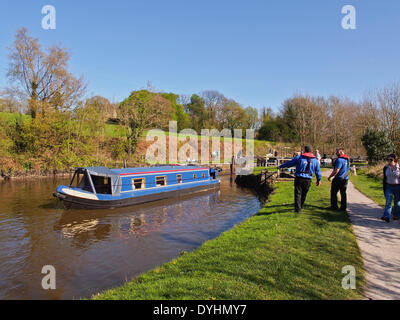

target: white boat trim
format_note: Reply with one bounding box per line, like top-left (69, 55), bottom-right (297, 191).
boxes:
top-left (62, 188), bottom-right (99, 200)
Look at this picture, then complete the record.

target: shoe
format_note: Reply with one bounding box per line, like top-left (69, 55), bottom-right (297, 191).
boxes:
top-left (295, 210), bottom-right (302, 214)
top-left (381, 216), bottom-right (390, 223)
top-left (393, 216), bottom-right (399, 221)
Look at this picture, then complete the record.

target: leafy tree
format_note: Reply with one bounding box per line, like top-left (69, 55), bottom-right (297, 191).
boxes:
top-left (118, 90), bottom-right (174, 156)
top-left (6, 108), bottom-right (94, 169)
top-left (258, 120), bottom-right (281, 141)
top-left (186, 94), bottom-right (208, 133)
top-left (161, 92), bottom-right (191, 130)
top-left (220, 99), bottom-right (247, 135)
top-left (260, 107), bottom-right (275, 124)
top-left (174, 103), bottom-right (192, 130)
top-left (361, 128), bottom-right (394, 164)
top-left (280, 99), bottom-right (298, 142)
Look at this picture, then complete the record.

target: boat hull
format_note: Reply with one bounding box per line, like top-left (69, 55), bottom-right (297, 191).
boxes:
top-left (54, 181), bottom-right (220, 210)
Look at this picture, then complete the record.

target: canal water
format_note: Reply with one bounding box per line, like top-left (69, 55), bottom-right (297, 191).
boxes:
top-left (0, 175), bottom-right (262, 299)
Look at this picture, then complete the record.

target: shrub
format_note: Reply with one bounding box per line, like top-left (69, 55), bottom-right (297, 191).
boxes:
top-left (361, 128), bottom-right (393, 165)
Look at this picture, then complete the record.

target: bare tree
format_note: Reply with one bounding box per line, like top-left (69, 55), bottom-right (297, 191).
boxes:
top-left (377, 83), bottom-right (400, 143)
top-left (74, 96), bottom-right (116, 157)
top-left (6, 28), bottom-right (86, 117)
top-left (244, 106), bottom-right (259, 130)
top-left (200, 90), bottom-right (226, 128)
top-left (0, 87), bottom-right (25, 113)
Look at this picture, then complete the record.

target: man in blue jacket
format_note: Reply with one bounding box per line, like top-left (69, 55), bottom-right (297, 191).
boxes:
top-left (327, 148), bottom-right (350, 211)
top-left (279, 145), bottom-right (322, 213)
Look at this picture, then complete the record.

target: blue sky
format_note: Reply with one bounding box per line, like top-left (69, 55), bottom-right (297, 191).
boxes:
top-left (1, 0), bottom-right (400, 111)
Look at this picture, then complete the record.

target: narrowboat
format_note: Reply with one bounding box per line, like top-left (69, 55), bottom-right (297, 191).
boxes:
top-left (53, 165), bottom-right (221, 209)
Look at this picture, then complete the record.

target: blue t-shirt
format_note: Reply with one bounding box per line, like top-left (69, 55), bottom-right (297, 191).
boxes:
top-left (335, 157), bottom-right (350, 180)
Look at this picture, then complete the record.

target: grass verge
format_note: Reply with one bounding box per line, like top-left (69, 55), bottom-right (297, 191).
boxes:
top-left (92, 178), bottom-right (364, 300)
top-left (350, 172), bottom-right (384, 207)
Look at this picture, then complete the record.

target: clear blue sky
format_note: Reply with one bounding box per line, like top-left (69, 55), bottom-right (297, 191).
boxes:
top-left (1, 0), bottom-right (400, 111)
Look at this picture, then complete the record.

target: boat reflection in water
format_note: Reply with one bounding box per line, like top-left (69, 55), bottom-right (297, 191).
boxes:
top-left (55, 190), bottom-right (219, 245)
top-left (0, 176), bottom-right (261, 299)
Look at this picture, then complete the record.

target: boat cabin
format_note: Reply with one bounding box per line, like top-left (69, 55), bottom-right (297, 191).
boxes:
top-left (55, 165), bottom-right (220, 208)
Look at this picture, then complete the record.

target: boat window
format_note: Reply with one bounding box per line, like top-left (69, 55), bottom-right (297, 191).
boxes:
top-left (132, 178), bottom-right (145, 190)
top-left (76, 172), bottom-right (93, 193)
top-left (91, 175), bottom-right (112, 194)
top-left (176, 174), bottom-right (182, 184)
top-left (193, 174), bottom-right (197, 179)
top-left (72, 172), bottom-right (80, 187)
top-left (155, 176), bottom-right (167, 187)
top-left (73, 173), bottom-right (84, 187)
top-left (202, 173), bottom-right (205, 178)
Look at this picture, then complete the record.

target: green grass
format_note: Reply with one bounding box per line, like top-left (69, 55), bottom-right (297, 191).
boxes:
top-left (251, 166), bottom-right (278, 175)
top-left (0, 111), bottom-right (30, 122)
top-left (252, 166), bottom-right (266, 175)
top-left (92, 178), bottom-right (365, 300)
top-left (105, 124), bottom-right (127, 138)
top-left (350, 172), bottom-right (384, 207)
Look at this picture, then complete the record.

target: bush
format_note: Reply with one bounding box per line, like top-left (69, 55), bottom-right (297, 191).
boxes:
top-left (361, 128), bottom-right (393, 165)
top-left (362, 163), bottom-right (385, 180)
top-left (6, 111), bottom-right (97, 171)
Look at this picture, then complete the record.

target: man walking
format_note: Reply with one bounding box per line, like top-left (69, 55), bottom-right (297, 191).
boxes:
top-left (279, 145), bottom-right (322, 213)
top-left (327, 148), bottom-right (351, 211)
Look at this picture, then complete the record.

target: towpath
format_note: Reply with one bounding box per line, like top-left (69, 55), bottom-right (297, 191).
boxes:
top-left (323, 170), bottom-right (400, 299)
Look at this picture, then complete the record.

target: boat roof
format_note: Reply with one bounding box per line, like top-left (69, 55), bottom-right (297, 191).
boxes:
top-left (111, 165), bottom-right (209, 176)
top-left (79, 165), bottom-right (209, 176)
top-left (84, 166), bottom-right (118, 177)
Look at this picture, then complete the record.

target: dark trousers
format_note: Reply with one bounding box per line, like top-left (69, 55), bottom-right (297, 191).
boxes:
top-left (331, 178), bottom-right (348, 210)
top-left (294, 177), bottom-right (312, 212)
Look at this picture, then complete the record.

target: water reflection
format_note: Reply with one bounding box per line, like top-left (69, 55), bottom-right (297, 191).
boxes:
top-left (0, 176), bottom-right (261, 299)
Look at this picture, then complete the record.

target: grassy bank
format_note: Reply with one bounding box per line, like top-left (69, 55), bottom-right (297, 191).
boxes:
top-left (93, 178), bottom-right (365, 300)
top-left (351, 172), bottom-right (384, 207)
top-left (0, 111), bottom-right (282, 175)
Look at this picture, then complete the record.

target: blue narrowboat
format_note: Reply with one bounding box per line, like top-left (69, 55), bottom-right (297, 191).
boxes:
top-left (53, 165), bottom-right (220, 209)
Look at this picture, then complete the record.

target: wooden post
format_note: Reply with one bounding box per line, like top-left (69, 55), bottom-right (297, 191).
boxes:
top-left (277, 158), bottom-right (281, 178)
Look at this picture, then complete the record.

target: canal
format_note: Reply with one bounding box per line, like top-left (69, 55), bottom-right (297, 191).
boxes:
top-left (0, 175), bottom-right (262, 299)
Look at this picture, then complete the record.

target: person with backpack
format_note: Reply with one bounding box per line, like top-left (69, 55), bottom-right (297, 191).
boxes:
top-left (279, 145), bottom-right (322, 213)
top-left (382, 154), bottom-right (400, 223)
top-left (327, 148), bottom-right (351, 212)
